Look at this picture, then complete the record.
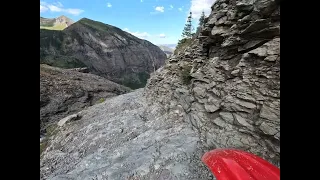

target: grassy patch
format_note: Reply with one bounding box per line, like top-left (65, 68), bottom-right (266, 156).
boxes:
top-left (121, 72), bottom-right (150, 89)
top-left (180, 65), bottom-right (192, 85)
top-left (40, 141), bottom-right (48, 155)
top-left (96, 98), bottom-right (106, 104)
top-left (174, 38), bottom-right (193, 55)
top-left (40, 24), bottom-right (67, 30)
top-left (40, 123), bottom-right (59, 156)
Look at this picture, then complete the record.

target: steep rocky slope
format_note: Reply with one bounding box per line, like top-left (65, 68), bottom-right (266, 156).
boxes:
top-left (40, 64), bottom-right (131, 134)
top-left (40, 15), bottom-right (74, 30)
top-left (146, 0), bottom-right (280, 166)
top-left (40, 89), bottom-right (213, 179)
top-left (40, 18), bottom-right (167, 89)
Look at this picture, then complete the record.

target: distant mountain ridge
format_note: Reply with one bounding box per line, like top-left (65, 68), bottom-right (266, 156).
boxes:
top-left (158, 44), bottom-right (176, 49)
top-left (40, 18), bottom-right (166, 89)
top-left (40, 15), bottom-right (74, 30)
top-left (157, 45), bottom-right (174, 58)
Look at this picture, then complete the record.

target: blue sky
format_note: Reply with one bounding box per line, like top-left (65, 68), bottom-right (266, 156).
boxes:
top-left (40, 0), bottom-right (216, 45)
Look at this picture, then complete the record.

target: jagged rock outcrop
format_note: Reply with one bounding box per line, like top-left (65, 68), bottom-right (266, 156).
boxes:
top-left (40, 64), bottom-right (131, 134)
top-left (40, 18), bottom-right (167, 89)
top-left (145, 0), bottom-right (280, 166)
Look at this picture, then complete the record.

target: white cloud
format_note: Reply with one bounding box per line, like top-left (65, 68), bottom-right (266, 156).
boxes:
top-left (40, 5), bottom-right (48, 12)
top-left (123, 28), bottom-right (150, 39)
top-left (133, 32), bottom-right (150, 39)
top-left (40, 2), bottom-right (84, 16)
top-left (54, 2), bottom-right (63, 7)
top-left (189, 0), bottom-right (216, 19)
top-left (107, 3), bottom-right (112, 8)
top-left (169, 5), bottom-right (173, 9)
top-left (155, 6), bottom-right (164, 12)
top-left (47, 5), bottom-right (62, 12)
top-left (159, 33), bottom-right (166, 38)
top-left (178, 7), bottom-right (183, 12)
top-left (141, 0), bottom-right (143, 2)
top-left (65, 9), bottom-right (84, 15)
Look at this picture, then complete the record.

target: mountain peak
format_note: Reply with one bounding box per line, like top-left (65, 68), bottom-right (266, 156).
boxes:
top-left (40, 15), bottom-right (74, 30)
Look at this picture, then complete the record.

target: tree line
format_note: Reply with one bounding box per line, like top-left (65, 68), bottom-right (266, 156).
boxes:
top-left (176, 11), bottom-right (206, 50)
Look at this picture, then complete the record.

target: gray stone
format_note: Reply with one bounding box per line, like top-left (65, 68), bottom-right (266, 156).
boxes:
top-left (185, 51), bottom-right (192, 58)
top-left (238, 40), bottom-right (266, 52)
top-left (193, 86), bottom-right (207, 99)
top-left (248, 46), bottom-right (268, 57)
top-left (274, 132), bottom-right (280, 140)
top-left (41, 90), bottom-right (211, 180)
top-left (40, 64), bottom-right (131, 134)
top-left (221, 36), bottom-right (242, 47)
top-left (260, 122), bottom-right (278, 135)
top-left (260, 104), bottom-right (280, 122)
top-left (57, 114), bottom-right (81, 127)
top-left (207, 17), bottom-right (217, 28)
top-left (204, 104), bottom-right (220, 113)
top-left (215, 16), bottom-right (228, 26)
top-left (234, 114), bottom-right (254, 130)
top-left (241, 19), bottom-right (269, 34)
top-left (236, 1), bottom-right (254, 12)
top-left (191, 72), bottom-right (210, 84)
top-left (213, 117), bottom-right (228, 128)
top-left (231, 69), bottom-right (240, 76)
top-left (219, 112), bottom-right (234, 124)
top-left (264, 55), bottom-right (278, 61)
top-left (211, 26), bottom-right (228, 36)
top-left (253, 0), bottom-right (278, 16)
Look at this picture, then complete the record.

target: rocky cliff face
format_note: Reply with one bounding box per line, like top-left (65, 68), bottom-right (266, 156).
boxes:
top-left (40, 18), bottom-right (167, 89)
top-left (145, 0), bottom-right (280, 166)
top-left (40, 64), bottom-right (131, 134)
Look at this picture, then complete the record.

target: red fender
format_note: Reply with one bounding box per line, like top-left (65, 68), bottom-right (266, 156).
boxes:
top-left (202, 148), bottom-right (280, 180)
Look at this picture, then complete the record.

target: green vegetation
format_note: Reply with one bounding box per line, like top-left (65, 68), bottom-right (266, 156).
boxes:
top-left (174, 11), bottom-right (206, 55)
top-left (40, 123), bottom-right (59, 156)
top-left (96, 98), bottom-right (106, 104)
top-left (78, 18), bottom-right (140, 45)
top-left (174, 11), bottom-right (195, 55)
top-left (40, 55), bottom-right (86, 69)
top-left (40, 29), bottom-right (86, 68)
top-left (174, 38), bottom-right (193, 55)
top-left (40, 18), bottom-right (153, 90)
top-left (199, 11), bottom-right (206, 27)
top-left (40, 141), bottom-right (48, 155)
top-left (182, 12), bottom-right (193, 38)
top-left (40, 29), bottom-right (64, 50)
top-left (180, 65), bottom-right (192, 85)
top-left (121, 72), bottom-right (150, 89)
top-left (79, 18), bottom-right (112, 32)
top-left (40, 24), bottom-right (67, 30)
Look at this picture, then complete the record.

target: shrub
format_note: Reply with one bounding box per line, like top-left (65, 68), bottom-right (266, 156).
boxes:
top-left (180, 65), bottom-right (192, 85)
top-left (96, 98), bottom-right (106, 104)
top-left (174, 38), bottom-right (193, 55)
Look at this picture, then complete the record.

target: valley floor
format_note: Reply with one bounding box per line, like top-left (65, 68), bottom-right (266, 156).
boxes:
top-left (40, 89), bottom-right (214, 180)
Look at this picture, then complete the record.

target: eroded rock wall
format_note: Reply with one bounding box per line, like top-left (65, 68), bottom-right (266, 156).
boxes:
top-left (145, 0), bottom-right (280, 166)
